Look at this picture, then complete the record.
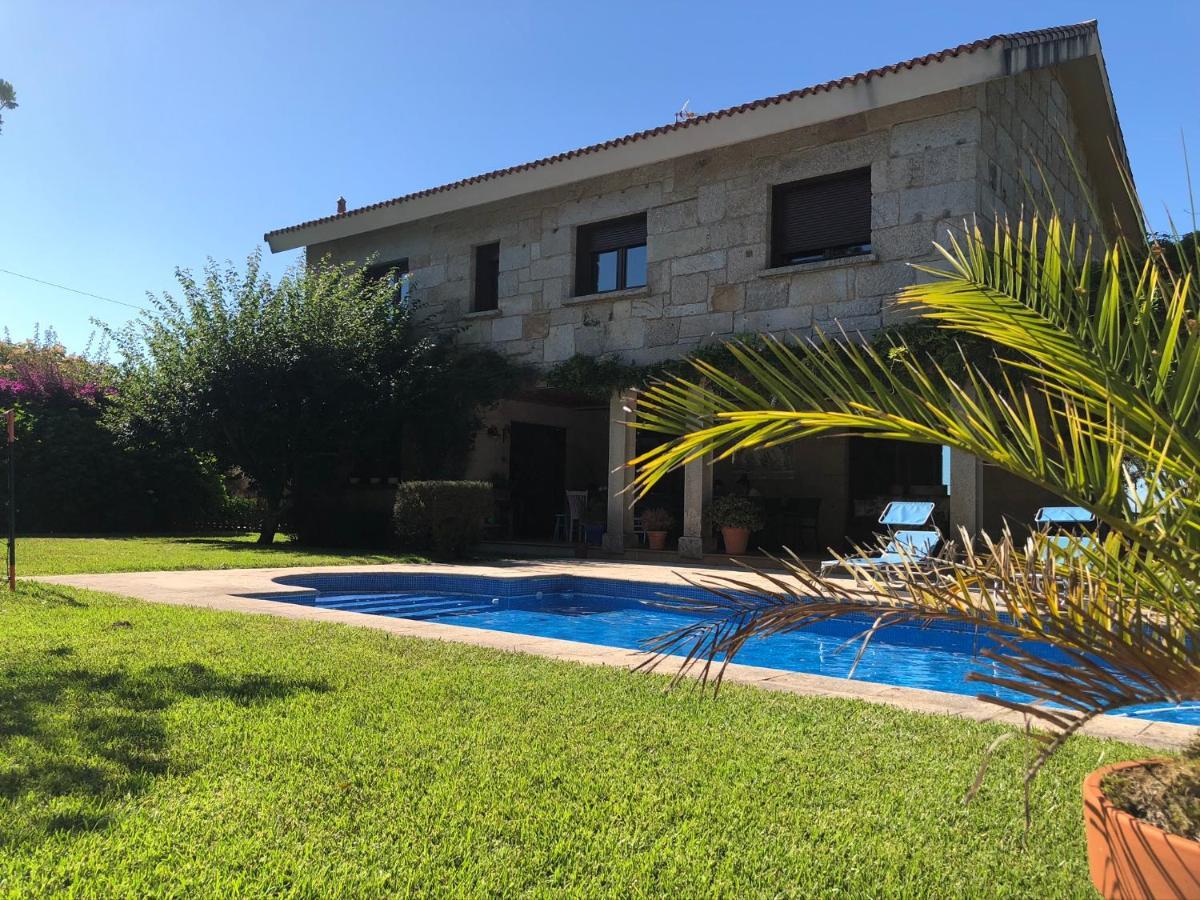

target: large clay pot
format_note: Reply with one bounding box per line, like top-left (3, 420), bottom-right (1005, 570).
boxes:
top-left (1083, 759), bottom-right (1200, 899)
top-left (721, 526), bottom-right (751, 555)
top-left (647, 531), bottom-right (669, 551)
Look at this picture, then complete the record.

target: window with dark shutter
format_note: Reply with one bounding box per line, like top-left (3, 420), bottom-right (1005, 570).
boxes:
top-left (576, 213), bottom-right (648, 295)
top-left (770, 168), bottom-right (872, 267)
top-left (473, 242), bottom-right (500, 311)
top-left (364, 257), bottom-right (410, 304)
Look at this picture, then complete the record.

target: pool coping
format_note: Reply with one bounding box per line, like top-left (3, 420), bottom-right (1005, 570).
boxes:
top-left (31, 559), bottom-right (1198, 751)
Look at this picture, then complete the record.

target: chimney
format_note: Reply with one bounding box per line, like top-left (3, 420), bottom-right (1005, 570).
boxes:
top-left (336, 196), bottom-right (347, 215)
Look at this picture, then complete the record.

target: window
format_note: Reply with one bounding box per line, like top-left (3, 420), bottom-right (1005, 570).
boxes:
top-left (473, 242), bottom-right (500, 311)
top-left (364, 258), bottom-right (410, 305)
top-left (576, 213), bottom-right (647, 295)
top-left (770, 168), bottom-right (872, 267)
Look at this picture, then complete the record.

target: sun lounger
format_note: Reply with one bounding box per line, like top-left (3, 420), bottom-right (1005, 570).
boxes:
top-left (821, 501), bottom-right (941, 573)
top-left (1035, 506), bottom-right (1099, 564)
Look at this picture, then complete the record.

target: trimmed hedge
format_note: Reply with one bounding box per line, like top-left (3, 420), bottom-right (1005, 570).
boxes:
top-left (393, 481), bottom-right (492, 557)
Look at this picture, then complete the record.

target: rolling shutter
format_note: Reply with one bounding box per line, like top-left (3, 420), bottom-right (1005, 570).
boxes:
top-left (772, 168), bottom-right (872, 265)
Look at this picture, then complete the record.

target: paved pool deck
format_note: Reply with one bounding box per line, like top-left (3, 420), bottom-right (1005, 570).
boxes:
top-left (33, 558), bottom-right (1197, 751)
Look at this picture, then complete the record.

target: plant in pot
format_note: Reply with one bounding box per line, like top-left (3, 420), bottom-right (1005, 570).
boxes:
top-left (709, 495), bottom-right (764, 556)
top-left (581, 498), bottom-right (607, 546)
top-left (639, 506), bottom-right (675, 551)
top-left (628, 211), bottom-right (1200, 897)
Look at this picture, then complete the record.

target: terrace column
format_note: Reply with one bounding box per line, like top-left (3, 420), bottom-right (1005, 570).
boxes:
top-left (603, 390), bottom-right (637, 552)
top-left (678, 452), bottom-right (713, 559)
top-left (948, 448), bottom-right (983, 543)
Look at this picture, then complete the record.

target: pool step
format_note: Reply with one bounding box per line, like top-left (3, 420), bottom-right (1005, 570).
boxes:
top-left (317, 592), bottom-right (496, 620)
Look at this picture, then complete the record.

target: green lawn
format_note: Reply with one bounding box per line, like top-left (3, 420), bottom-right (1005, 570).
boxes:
top-left (0, 581), bottom-right (1142, 896)
top-left (16, 534), bottom-right (428, 576)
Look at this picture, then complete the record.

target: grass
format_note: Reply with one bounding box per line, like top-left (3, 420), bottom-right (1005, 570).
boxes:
top-left (0, 581), bottom-right (1147, 897)
top-left (16, 534), bottom-right (428, 576)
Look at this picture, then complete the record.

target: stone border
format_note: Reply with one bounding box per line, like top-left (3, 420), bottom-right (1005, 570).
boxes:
top-left (32, 560), bottom-right (1196, 751)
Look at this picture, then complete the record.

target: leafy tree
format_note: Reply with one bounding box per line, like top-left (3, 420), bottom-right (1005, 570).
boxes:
top-left (108, 253), bottom-right (527, 544)
top-left (630, 214), bottom-right (1200, 788)
top-left (0, 79), bottom-right (16, 133)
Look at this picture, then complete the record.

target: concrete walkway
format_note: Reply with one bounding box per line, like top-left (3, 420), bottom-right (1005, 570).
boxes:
top-left (33, 559), bottom-right (1197, 750)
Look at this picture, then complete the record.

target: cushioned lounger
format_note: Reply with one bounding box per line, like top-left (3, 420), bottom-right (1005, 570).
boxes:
top-left (834, 529), bottom-right (942, 569)
top-left (821, 499), bottom-right (942, 573)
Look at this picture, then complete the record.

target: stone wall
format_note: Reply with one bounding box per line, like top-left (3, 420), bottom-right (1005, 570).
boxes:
top-left (976, 68), bottom-right (1101, 236)
top-left (307, 86), bottom-right (1000, 367)
top-left (308, 72), bottom-right (1105, 371)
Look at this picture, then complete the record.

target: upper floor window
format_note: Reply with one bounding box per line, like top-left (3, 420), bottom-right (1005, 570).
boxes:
top-left (576, 214), bottom-right (647, 295)
top-left (364, 258), bottom-right (411, 305)
top-left (473, 242), bottom-right (500, 312)
top-left (771, 168), bottom-right (872, 267)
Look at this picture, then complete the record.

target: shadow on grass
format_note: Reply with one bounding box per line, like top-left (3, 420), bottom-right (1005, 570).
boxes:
top-left (0, 658), bottom-right (328, 840)
top-left (25, 585), bottom-right (91, 608)
top-left (166, 535), bottom-right (413, 559)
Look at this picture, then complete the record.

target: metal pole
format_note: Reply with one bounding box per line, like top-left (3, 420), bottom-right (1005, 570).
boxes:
top-left (6, 409), bottom-right (13, 592)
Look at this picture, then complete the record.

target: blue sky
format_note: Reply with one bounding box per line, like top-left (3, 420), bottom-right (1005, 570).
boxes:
top-left (2, 1), bottom-right (1197, 352)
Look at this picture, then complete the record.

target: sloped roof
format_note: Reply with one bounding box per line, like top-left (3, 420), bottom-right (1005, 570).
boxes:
top-left (266, 20), bottom-right (1132, 251)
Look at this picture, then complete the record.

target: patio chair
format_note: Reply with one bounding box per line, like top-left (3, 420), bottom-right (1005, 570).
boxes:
top-left (1034, 506), bottom-right (1099, 564)
top-left (820, 500), bottom-right (941, 573)
top-left (564, 490), bottom-right (588, 542)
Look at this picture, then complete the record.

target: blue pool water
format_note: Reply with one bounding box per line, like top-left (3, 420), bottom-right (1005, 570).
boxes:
top-left (261, 572), bottom-right (1200, 726)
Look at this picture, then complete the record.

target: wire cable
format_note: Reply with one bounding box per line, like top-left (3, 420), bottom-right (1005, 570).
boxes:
top-left (0, 267), bottom-right (146, 311)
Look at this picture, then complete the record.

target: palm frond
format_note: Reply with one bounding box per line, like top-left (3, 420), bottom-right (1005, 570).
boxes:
top-left (628, 212), bottom-right (1200, 785)
top-left (638, 531), bottom-right (1200, 776)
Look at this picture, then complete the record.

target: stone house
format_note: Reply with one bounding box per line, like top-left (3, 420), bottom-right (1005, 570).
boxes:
top-left (265, 20), bottom-right (1136, 558)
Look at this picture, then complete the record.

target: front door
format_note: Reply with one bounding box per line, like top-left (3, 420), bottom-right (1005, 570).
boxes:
top-left (509, 422), bottom-right (567, 539)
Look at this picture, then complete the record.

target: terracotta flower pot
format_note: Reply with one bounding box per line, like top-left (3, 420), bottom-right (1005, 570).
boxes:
top-left (721, 526), bottom-right (751, 555)
top-left (1083, 759), bottom-right (1200, 899)
top-left (646, 530), bottom-right (669, 551)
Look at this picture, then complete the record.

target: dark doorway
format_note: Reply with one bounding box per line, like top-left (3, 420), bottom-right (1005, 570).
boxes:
top-left (846, 438), bottom-right (944, 544)
top-left (509, 422), bottom-right (567, 539)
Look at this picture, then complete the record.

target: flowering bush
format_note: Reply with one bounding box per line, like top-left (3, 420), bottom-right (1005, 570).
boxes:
top-left (0, 336), bottom-right (115, 405)
top-left (0, 333), bottom-right (225, 532)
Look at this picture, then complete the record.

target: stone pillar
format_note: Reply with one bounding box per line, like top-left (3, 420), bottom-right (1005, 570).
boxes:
top-left (603, 390), bottom-right (637, 552)
top-left (678, 452), bottom-right (713, 559)
top-left (948, 447), bottom-right (982, 543)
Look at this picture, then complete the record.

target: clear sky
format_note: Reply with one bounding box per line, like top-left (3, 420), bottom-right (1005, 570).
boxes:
top-left (2, 1), bottom-right (1197, 352)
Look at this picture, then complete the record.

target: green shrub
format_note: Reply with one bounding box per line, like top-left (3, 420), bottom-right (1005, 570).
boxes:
top-left (710, 495), bottom-right (765, 530)
top-left (640, 507), bottom-right (675, 531)
top-left (393, 481), bottom-right (492, 557)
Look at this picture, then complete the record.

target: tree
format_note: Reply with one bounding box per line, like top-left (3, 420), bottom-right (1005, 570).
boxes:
top-left (629, 213), bottom-right (1200, 781)
top-left (108, 253), bottom-right (527, 544)
top-left (0, 332), bottom-right (224, 531)
top-left (0, 80), bottom-right (17, 133)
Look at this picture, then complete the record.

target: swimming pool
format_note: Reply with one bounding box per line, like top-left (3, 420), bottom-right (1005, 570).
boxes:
top-left (261, 572), bottom-right (1200, 726)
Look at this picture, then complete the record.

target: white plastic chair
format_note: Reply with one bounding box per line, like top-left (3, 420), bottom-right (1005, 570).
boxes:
top-left (565, 490), bottom-right (589, 542)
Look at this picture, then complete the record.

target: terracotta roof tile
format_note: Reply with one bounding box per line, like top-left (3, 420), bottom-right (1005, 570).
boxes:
top-left (265, 21), bottom-right (1097, 243)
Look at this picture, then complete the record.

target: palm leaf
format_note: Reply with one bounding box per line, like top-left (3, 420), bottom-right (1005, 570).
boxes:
top-left (628, 213), bottom-right (1200, 783)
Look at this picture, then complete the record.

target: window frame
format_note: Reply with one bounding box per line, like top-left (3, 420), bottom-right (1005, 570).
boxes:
top-left (769, 168), bottom-right (873, 269)
top-left (364, 258), bottom-right (411, 305)
top-left (575, 213), bottom-right (648, 296)
top-left (472, 241), bottom-right (501, 312)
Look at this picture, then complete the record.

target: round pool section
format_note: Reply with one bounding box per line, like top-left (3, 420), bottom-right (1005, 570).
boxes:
top-left (261, 572), bottom-right (1200, 726)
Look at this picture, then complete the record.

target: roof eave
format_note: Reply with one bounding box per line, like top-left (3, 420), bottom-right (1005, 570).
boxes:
top-left (266, 21), bottom-right (1135, 252)
top-left (265, 46), bottom-right (1007, 253)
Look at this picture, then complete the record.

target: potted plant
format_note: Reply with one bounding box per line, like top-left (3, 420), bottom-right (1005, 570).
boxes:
top-left (627, 208), bottom-right (1200, 895)
top-left (1083, 750), bottom-right (1200, 898)
top-left (581, 498), bottom-right (606, 546)
top-left (639, 507), bottom-right (674, 551)
top-left (709, 495), bottom-right (764, 555)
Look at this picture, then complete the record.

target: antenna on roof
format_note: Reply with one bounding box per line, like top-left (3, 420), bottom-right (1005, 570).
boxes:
top-left (674, 99), bottom-right (697, 124)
